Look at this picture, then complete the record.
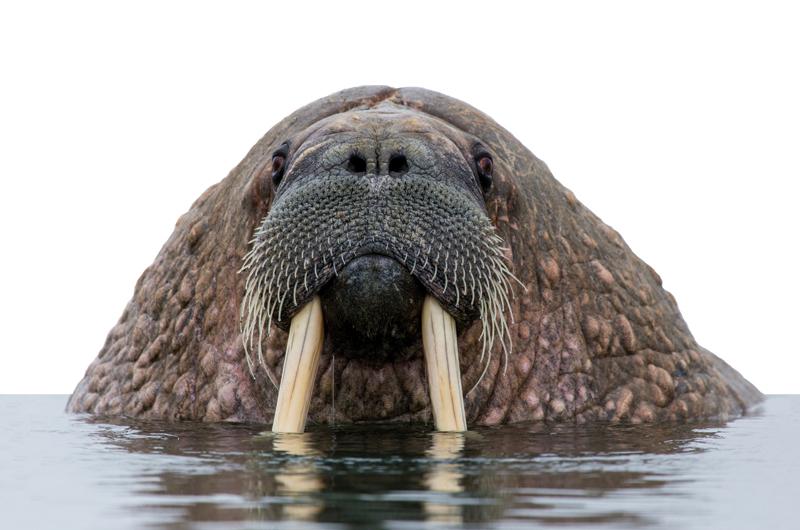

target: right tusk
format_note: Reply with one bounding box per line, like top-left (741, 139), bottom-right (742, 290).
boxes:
top-left (421, 295), bottom-right (467, 432)
top-left (272, 296), bottom-right (324, 433)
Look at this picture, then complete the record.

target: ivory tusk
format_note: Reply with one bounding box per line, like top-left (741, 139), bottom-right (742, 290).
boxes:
top-left (422, 295), bottom-right (467, 431)
top-left (272, 296), bottom-right (324, 433)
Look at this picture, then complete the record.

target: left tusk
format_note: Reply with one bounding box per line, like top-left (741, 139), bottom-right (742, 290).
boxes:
top-left (272, 296), bottom-right (324, 433)
top-left (421, 295), bottom-right (467, 432)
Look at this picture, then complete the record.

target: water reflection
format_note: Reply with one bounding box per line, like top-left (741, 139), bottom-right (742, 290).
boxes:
top-left (423, 432), bottom-right (466, 525)
top-left (79, 416), bottom-right (732, 529)
top-left (270, 433), bottom-right (323, 521)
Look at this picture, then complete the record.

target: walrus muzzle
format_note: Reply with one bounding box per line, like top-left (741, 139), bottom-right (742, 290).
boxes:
top-left (240, 136), bottom-right (518, 433)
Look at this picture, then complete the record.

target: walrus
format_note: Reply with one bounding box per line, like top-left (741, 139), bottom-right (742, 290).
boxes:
top-left (68, 86), bottom-right (762, 431)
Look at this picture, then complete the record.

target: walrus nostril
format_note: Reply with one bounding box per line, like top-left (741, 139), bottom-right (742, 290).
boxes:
top-left (388, 153), bottom-right (409, 176)
top-left (347, 153), bottom-right (367, 174)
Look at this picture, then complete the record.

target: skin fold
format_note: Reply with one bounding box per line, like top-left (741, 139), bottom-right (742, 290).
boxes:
top-left (67, 86), bottom-right (763, 424)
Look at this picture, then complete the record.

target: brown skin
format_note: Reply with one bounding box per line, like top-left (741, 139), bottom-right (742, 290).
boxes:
top-left (68, 86), bottom-right (763, 424)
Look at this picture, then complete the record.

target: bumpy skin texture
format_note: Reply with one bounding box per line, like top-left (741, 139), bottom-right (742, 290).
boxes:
top-left (68, 86), bottom-right (762, 424)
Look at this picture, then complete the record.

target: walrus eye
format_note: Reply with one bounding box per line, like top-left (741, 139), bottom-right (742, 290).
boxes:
top-left (476, 154), bottom-right (493, 192)
top-left (271, 152), bottom-right (287, 187)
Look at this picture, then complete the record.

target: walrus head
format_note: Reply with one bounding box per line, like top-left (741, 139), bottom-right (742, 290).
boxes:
top-left (240, 109), bottom-right (520, 431)
top-left (67, 86), bottom-right (762, 429)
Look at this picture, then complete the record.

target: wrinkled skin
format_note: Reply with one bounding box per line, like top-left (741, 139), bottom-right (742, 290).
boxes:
top-left (68, 86), bottom-right (762, 424)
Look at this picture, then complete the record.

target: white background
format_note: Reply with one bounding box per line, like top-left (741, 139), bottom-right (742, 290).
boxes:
top-left (1, 1), bottom-right (797, 394)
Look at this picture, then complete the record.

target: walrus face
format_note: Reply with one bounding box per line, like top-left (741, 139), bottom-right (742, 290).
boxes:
top-left (240, 109), bottom-right (518, 432)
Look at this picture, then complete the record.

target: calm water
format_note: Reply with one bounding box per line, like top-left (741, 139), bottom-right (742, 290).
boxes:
top-left (1, 396), bottom-right (798, 529)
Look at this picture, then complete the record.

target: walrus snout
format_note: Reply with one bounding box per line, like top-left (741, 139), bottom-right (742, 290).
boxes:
top-left (319, 254), bottom-right (425, 358)
top-left (238, 106), bottom-right (520, 431)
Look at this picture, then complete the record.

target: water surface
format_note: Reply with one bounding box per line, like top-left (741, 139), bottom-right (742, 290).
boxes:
top-left (1, 395), bottom-right (797, 529)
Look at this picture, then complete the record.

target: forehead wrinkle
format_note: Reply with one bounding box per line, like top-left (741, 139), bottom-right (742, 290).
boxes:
top-left (298, 127), bottom-right (466, 161)
top-left (289, 107), bottom-right (476, 172)
top-left (285, 136), bottom-right (341, 175)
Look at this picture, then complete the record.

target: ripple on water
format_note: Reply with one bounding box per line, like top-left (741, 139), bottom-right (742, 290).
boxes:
top-left (0, 395), bottom-right (797, 529)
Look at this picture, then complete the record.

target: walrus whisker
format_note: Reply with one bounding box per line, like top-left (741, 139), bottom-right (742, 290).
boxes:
top-left (469, 267), bottom-right (476, 306)
top-left (244, 338), bottom-right (256, 378)
top-left (442, 253), bottom-right (449, 294)
top-left (411, 247), bottom-right (420, 275)
top-left (468, 298), bottom-right (494, 395)
top-left (256, 312), bottom-right (279, 389)
top-left (467, 347), bottom-right (492, 395)
top-left (453, 260), bottom-right (459, 306)
top-left (240, 173), bottom-right (521, 415)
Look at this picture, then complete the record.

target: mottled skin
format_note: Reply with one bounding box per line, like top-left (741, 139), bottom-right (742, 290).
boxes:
top-left (68, 86), bottom-right (762, 424)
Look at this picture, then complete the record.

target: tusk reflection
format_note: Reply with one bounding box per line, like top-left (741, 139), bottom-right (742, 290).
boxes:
top-left (423, 431), bottom-right (466, 524)
top-left (272, 433), bottom-right (323, 521)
